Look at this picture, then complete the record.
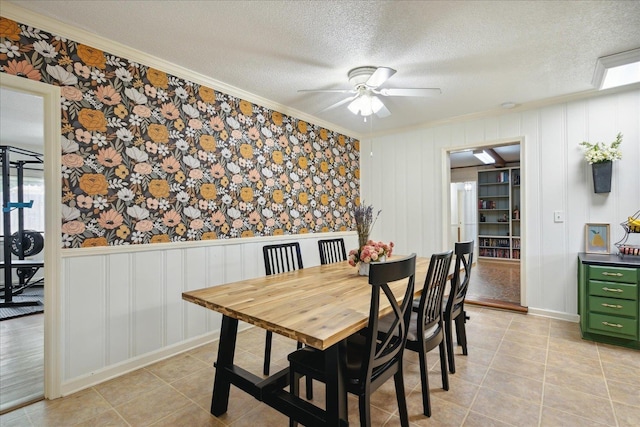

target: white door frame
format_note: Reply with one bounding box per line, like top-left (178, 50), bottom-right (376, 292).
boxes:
top-left (1, 73), bottom-right (62, 399)
top-left (442, 137), bottom-right (527, 307)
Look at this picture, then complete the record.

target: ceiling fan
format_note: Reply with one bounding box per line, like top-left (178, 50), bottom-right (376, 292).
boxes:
top-left (299, 66), bottom-right (441, 118)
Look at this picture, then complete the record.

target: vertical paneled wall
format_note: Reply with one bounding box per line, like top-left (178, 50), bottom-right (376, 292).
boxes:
top-left (361, 89), bottom-right (640, 316)
top-left (60, 232), bottom-right (357, 392)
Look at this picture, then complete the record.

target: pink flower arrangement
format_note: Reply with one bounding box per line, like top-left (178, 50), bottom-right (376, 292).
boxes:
top-left (348, 240), bottom-right (394, 266)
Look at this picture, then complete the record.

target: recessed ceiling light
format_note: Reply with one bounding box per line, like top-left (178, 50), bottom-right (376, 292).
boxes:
top-left (473, 150), bottom-right (496, 164)
top-left (501, 102), bottom-right (516, 109)
top-left (592, 48), bottom-right (640, 90)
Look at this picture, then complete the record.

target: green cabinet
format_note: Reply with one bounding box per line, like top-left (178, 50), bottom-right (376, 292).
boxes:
top-left (578, 253), bottom-right (640, 349)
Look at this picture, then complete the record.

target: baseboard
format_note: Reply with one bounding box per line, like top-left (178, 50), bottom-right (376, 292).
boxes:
top-left (59, 323), bottom-right (252, 396)
top-left (59, 332), bottom-right (218, 396)
top-left (466, 298), bottom-right (528, 313)
top-left (527, 307), bottom-right (579, 323)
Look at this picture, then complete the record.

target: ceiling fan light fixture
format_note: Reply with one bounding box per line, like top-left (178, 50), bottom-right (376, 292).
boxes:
top-left (347, 96), bottom-right (363, 115)
top-left (347, 93), bottom-right (384, 117)
top-left (473, 149), bottom-right (496, 164)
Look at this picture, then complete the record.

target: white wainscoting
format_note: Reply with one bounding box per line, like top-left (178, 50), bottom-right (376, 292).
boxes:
top-left (59, 232), bottom-right (357, 395)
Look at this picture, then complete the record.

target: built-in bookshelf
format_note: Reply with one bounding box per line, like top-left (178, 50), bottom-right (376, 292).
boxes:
top-left (478, 167), bottom-right (521, 261)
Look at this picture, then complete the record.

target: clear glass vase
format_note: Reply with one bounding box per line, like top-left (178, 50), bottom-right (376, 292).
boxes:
top-left (358, 262), bottom-right (369, 276)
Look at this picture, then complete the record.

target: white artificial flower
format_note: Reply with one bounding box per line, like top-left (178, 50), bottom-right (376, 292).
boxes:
top-left (579, 133), bottom-right (623, 164)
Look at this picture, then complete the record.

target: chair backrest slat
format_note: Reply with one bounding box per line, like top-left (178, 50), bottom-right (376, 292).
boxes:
top-left (263, 242), bottom-right (303, 275)
top-left (446, 240), bottom-right (474, 314)
top-left (417, 250), bottom-right (454, 332)
top-left (318, 238), bottom-right (347, 264)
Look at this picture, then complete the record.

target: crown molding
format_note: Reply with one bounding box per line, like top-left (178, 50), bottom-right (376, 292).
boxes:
top-left (370, 83), bottom-right (640, 139)
top-left (0, 2), bottom-right (358, 139)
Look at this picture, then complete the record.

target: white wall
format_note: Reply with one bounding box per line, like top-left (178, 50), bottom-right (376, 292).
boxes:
top-left (360, 89), bottom-right (640, 317)
top-left (58, 232), bottom-right (357, 394)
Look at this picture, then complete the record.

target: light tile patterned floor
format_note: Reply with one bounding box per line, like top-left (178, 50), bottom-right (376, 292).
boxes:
top-left (1, 306), bottom-right (639, 426)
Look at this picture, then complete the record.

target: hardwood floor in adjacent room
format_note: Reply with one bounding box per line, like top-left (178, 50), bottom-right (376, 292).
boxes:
top-left (466, 260), bottom-right (523, 312)
top-left (0, 313), bottom-right (44, 414)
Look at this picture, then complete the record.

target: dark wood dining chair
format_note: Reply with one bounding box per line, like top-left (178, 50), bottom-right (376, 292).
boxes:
top-left (318, 238), bottom-right (347, 264)
top-left (262, 242), bottom-right (312, 399)
top-left (262, 243), bottom-right (304, 376)
top-left (444, 240), bottom-right (474, 374)
top-left (288, 254), bottom-right (417, 427)
top-left (395, 250), bottom-right (453, 417)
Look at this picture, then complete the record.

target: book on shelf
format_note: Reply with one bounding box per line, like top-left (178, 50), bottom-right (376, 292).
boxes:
top-left (478, 199), bottom-right (497, 209)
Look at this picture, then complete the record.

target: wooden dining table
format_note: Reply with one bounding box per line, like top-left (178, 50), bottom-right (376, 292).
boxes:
top-left (182, 256), bottom-right (435, 426)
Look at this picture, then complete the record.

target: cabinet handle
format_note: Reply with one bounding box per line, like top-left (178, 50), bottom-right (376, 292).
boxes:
top-left (601, 303), bottom-right (623, 309)
top-left (601, 272), bottom-right (623, 277)
top-left (602, 287), bottom-right (623, 293)
top-left (602, 321), bottom-right (623, 328)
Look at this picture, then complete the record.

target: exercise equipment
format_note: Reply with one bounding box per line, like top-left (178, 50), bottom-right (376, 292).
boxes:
top-left (1, 146), bottom-right (44, 308)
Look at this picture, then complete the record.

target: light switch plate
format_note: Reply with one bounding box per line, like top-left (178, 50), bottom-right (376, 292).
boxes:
top-left (554, 211), bottom-right (564, 223)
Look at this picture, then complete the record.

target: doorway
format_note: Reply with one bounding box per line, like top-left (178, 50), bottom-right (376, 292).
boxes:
top-left (0, 73), bottom-right (62, 411)
top-left (447, 141), bottom-right (525, 311)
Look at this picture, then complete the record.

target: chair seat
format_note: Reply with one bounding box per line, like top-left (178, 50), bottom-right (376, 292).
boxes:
top-left (379, 311), bottom-right (440, 342)
top-left (288, 334), bottom-right (401, 389)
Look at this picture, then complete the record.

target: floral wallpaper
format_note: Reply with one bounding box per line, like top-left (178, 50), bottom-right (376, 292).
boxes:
top-left (0, 17), bottom-right (360, 248)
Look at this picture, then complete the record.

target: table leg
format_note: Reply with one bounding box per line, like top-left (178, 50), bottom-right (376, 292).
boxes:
top-left (211, 315), bottom-right (238, 416)
top-left (324, 340), bottom-right (348, 425)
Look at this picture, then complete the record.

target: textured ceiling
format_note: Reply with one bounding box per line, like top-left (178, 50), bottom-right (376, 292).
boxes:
top-left (5, 0), bottom-right (640, 139)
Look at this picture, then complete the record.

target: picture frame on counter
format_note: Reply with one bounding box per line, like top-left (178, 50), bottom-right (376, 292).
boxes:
top-left (585, 223), bottom-right (610, 254)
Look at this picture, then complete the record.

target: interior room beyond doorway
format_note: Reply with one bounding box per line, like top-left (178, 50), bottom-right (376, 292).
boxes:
top-left (449, 143), bottom-right (524, 312)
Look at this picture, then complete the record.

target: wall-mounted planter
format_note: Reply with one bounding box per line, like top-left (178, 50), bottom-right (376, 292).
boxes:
top-left (592, 161), bottom-right (612, 193)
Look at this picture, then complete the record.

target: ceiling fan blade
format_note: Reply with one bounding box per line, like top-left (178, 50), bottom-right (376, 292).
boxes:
top-left (366, 67), bottom-right (396, 88)
top-left (319, 94), bottom-right (358, 113)
top-left (378, 88), bottom-right (441, 97)
top-left (375, 103), bottom-right (391, 118)
top-left (298, 89), bottom-right (355, 94)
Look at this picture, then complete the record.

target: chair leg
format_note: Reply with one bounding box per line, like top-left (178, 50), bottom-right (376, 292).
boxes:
top-left (359, 393), bottom-right (372, 427)
top-left (289, 370), bottom-right (301, 427)
top-left (454, 313), bottom-right (463, 346)
top-left (418, 346), bottom-right (431, 417)
top-left (394, 368), bottom-right (410, 427)
top-left (264, 331), bottom-right (272, 376)
top-left (305, 376), bottom-right (313, 400)
top-left (439, 340), bottom-right (449, 391)
top-left (456, 314), bottom-right (468, 356)
top-left (444, 317), bottom-right (456, 374)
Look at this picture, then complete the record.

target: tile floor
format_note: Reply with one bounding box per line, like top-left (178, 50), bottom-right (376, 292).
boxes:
top-left (1, 306), bottom-right (639, 426)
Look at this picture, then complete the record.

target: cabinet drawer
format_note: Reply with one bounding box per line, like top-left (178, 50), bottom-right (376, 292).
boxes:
top-left (588, 265), bottom-right (637, 284)
top-left (588, 313), bottom-right (638, 338)
top-left (588, 281), bottom-right (637, 300)
top-left (589, 296), bottom-right (638, 317)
